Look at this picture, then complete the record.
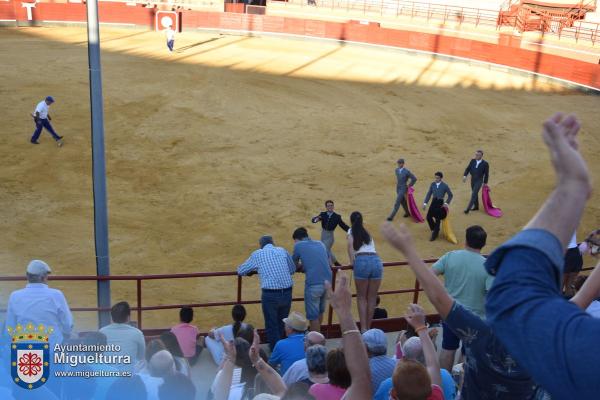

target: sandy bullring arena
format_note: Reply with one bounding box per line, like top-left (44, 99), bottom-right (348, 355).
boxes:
top-left (0, 26), bottom-right (599, 331)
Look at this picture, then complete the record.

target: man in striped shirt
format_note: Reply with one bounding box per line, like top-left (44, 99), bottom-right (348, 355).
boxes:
top-left (238, 235), bottom-right (297, 350)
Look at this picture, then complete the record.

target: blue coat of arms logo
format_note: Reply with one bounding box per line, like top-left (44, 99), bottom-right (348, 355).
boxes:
top-left (7, 323), bottom-right (52, 390)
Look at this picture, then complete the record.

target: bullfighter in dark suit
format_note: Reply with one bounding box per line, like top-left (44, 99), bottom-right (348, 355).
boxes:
top-left (462, 149), bottom-right (489, 214)
top-left (423, 172), bottom-right (453, 241)
top-left (311, 200), bottom-right (349, 266)
top-left (387, 158), bottom-right (418, 221)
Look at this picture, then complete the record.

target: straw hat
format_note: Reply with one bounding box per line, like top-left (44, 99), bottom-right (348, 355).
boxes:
top-left (283, 311), bottom-right (309, 332)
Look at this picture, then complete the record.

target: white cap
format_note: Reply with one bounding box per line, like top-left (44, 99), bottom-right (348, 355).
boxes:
top-left (26, 260), bottom-right (52, 275)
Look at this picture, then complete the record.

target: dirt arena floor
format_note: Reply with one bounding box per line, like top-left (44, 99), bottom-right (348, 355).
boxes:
top-left (0, 26), bottom-right (599, 332)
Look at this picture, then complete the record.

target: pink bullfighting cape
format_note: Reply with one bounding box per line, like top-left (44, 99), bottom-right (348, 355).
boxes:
top-left (482, 184), bottom-right (503, 218)
top-left (407, 186), bottom-right (424, 223)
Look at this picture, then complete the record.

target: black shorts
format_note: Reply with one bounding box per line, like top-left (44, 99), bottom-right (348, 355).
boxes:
top-left (441, 321), bottom-right (461, 351)
top-left (564, 247), bottom-right (583, 274)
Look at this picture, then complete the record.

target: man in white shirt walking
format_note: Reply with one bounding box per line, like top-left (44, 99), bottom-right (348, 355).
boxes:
top-left (31, 96), bottom-right (64, 146)
top-left (6, 260), bottom-right (73, 346)
top-left (165, 24), bottom-right (175, 52)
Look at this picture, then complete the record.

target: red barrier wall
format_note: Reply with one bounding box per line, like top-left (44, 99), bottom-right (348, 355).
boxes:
top-left (1, 1), bottom-right (598, 89)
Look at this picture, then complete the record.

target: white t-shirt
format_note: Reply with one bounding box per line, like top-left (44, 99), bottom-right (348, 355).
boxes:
top-left (348, 228), bottom-right (376, 253)
top-left (211, 368), bottom-right (245, 400)
top-left (165, 27), bottom-right (175, 41)
top-left (34, 101), bottom-right (49, 119)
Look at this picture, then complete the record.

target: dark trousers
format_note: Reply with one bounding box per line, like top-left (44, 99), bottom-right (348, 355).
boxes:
top-left (261, 287), bottom-right (292, 350)
top-left (426, 198), bottom-right (445, 233)
top-left (388, 190), bottom-right (409, 220)
top-left (167, 39), bottom-right (174, 51)
top-left (186, 344), bottom-right (204, 366)
top-left (466, 179), bottom-right (483, 210)
top-left (31, 119), bottom-right (60, 142)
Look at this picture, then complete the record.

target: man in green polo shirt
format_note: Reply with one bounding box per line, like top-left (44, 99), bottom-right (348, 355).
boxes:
top-left (432, 225), bottom-right (493, 372)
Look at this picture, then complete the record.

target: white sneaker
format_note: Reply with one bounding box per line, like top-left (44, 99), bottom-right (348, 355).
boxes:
top-left (57, 140), bottom-right (63, 147)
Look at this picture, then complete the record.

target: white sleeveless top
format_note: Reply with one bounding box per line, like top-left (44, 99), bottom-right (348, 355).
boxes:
top-left (348, 228), bottom-right (376, 253)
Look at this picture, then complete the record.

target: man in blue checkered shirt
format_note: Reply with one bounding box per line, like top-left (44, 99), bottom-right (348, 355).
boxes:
top-left (238, 235), bottom-right (297, 350)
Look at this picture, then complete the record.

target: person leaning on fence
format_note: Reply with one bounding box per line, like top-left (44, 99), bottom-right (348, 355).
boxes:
top-left (237, 235), bottom-right (296, 350)
top-left (5, 259), bottom-right (73, 346)
top-left (482, 113), bottom-right (600, 399)
top-left (292, 226), bottom-right (332, 332)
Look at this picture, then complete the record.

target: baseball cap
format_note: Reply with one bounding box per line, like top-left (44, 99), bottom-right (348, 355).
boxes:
top-left (45, 96), bottom-right (55, 103)
top-left (26, 260), bottom-right (52, 275)
top-left (362, 328), bottom-right (387, 354)
top-left (397, 158), bottom-right (405, 164)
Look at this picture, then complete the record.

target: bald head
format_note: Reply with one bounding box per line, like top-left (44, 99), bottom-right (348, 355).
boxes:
top-left (149, 350), bottom-right (174, 378)
top-left (304, 331), bottom-right (326, 350)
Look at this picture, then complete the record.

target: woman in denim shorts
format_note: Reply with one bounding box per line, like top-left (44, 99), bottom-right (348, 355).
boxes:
top-left (347, 211), bottom-right (383, 332)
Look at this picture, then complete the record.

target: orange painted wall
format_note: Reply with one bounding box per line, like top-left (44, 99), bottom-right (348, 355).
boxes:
top-left (1, 1), bottom-right (598, 89)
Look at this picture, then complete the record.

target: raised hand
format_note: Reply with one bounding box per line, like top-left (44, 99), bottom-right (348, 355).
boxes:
top-left (249, 329), bottom-right (261, 365)
top-left (404, 303), bottom-right (427, 330)
top-left (542, 113), bottom-right (591, 194)
top-left (325, 271), bottom-right (352, 316)
top-left (220, 333), bottom-right (236, 363)
top-left (381, 222), bottom-right (416, 255)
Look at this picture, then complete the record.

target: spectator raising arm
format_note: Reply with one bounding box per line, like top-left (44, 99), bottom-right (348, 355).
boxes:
top-left (326, 272), bottom-right (372, 399)
top-left (404, 304), bottom-right (442, 388)
top-left (571, 260), bottom-right (600, 310)
top-left (380, 222), bottom-right (453, 318)
top-left (249, 329), bottom-right (287, 397)
top-left (483, 113), bottom-right (600, 399)
top-left (213, 334), bottom-right (236, 400)
top-left (520, 113), bottom-right (591, 248)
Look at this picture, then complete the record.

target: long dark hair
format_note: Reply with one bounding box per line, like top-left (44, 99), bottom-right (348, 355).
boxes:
top-left (350, 211), bottom-right (371, 252)
top-left (232, 304), bottom-right (247, 337)
top-left (234, 337), bottom-right (258, 394)
top-left (160, 331), bottom-right (184, 358)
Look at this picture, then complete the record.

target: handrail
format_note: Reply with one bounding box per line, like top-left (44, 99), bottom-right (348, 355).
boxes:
top-left (269, 0), bottom-right (599, 44)
top-left (1, 261), bottom-right (595, 336)
top-left (0, 258), bottom-right (442, 331)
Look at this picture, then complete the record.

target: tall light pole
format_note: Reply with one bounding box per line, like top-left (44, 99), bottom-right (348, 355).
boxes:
top-left (86, 0), bottom-right (111, 328)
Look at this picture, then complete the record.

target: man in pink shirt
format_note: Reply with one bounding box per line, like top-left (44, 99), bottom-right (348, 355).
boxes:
top-left (171, 307), bottom-right (202, 365)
